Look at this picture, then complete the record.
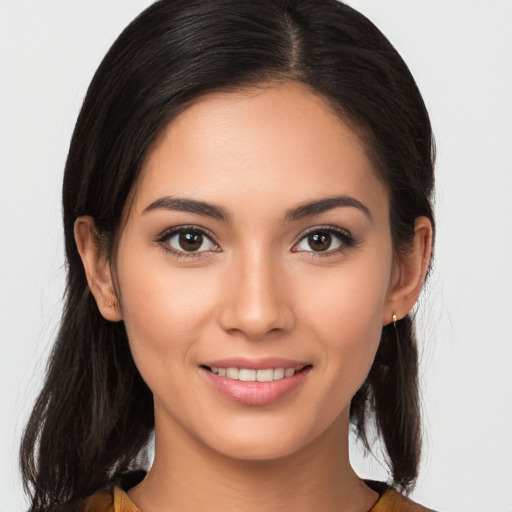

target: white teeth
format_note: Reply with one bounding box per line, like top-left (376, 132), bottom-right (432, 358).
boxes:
top-left (239, 369), bottom-right (257, 381)
top-left (226, 367), bottom-right (239, 379)
top-left (210, 366), bottom-right (297, 381)
top-left (273, 368), bottom-right (285, 380)
top-left (256, 369), bottom-right (273, 382)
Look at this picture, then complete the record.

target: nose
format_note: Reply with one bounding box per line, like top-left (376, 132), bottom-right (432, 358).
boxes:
top-left (218, 251), bottom-right (294, 340)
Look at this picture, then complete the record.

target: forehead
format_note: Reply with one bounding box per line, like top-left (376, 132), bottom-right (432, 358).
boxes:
top-left (133, 82), bottom-right (388, 217)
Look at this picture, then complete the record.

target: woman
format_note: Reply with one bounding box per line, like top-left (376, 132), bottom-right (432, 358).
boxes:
top-left (20, 0), bottom-right (435, 510)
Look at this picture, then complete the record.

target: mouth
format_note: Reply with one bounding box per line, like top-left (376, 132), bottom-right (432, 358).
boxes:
top-left (201, 365), bottom-right (311, 382)
top-left (199, 361), bottom-right (312, 405)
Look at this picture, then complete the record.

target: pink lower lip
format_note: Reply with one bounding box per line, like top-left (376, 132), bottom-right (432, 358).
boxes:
top-left (201, 367), bottom-right (311, 406)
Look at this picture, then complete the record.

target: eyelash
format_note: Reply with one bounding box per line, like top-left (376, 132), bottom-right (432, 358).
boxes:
top-left (292, 226), bottom-right (358, 256)
top-left (155, 225), bottom-right (357, 259)
top-left (155, 225), bottom-right (220, 259)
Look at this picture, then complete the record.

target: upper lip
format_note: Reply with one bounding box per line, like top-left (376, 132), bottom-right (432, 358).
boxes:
top-left (201, 357), bottom-right (309, 371)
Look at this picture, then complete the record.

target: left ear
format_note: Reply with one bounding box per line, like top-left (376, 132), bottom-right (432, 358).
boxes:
top-left (384, 216), bottom-right (433, 324)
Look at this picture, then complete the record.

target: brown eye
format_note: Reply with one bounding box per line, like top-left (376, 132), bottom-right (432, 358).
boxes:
top-left (307, 232), bottom-right (332, 252)
top-left (165, 228), bottom-right (218, 254)
top-left (293, 228), bottom-right (352, 254)
top-left (179, 231), bottom-right (203, 251)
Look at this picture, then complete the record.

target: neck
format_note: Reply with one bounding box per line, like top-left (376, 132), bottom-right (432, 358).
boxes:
top-left (128, 409), bottom-right (377, 512)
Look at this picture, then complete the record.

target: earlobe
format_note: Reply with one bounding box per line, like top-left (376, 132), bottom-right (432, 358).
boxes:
top-left (384, 216), bottom-right (433, 324)
top-left (74, 216), bottom-right (123, 322)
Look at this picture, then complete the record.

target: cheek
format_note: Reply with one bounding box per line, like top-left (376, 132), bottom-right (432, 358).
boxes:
top-left (116, 249), bottom-right (218, 375)
top-left (300, 255), bottom-right (390, 338)
top-left (297, 252), bottom-right (392, 393)
top-left (318, 294), bottom-right (382, 393)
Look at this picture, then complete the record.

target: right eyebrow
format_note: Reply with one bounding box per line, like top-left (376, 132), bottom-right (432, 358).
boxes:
top-left (142, 196), bottom-right (231, 222)
top-left (284, 195), bottom-right (372, 222)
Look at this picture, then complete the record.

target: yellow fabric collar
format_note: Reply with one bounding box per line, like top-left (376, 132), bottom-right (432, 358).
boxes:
top-left (83, 485), bottom-right (434, 512)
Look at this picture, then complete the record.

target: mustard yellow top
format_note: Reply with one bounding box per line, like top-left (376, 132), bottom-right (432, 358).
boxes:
top-left (82, 485), bottom-right (435, 512)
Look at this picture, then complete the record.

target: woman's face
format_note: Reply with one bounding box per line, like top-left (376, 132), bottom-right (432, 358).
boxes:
top-left (115, 82), bottom-right (397, 460)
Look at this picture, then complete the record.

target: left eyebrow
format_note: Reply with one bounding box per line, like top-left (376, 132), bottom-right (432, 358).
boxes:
top-left (285, 195), bottom-right (372, 222)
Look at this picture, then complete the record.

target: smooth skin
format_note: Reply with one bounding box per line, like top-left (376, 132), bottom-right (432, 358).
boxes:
top-left (75, 82), bottom-right (432, 512)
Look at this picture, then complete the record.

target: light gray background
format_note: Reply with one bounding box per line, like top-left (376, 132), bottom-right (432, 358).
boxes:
top-left (1, 1), bottom-right (511, 511)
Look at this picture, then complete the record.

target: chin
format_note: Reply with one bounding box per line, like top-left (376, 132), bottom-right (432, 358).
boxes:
top-left (212, 436), bottom-right (305, 462)
top-left (199, 415), bottom-right (334, 463)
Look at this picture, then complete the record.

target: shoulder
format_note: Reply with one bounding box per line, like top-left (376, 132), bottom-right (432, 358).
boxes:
top-left (371, 487), bottom-right (436, 512)
top-left (82, 487), bottom-right (140, 512)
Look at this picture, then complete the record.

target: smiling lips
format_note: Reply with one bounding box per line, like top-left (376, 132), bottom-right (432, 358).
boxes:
top-left (201, 359), bottom-right (311, 405)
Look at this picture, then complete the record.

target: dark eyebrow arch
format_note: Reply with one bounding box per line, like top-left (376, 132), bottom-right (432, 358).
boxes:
top-left (143, 197), bottom-right (230, 222)
top-left (285, 195), bottom-right (372, 222)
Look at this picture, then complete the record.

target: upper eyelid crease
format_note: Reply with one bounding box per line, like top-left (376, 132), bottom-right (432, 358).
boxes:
top-left (156, 226), bottom-right (219, 256)
top-left (295, 226), bottom-right (355, 246)
top-left (156, 225), bottom-right (218, 243)
top-left (156, 225), bottom-right (355, 257)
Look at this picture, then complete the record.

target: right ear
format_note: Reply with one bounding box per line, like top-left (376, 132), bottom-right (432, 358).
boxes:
top-left (74, 216), bottom-right (122, 322)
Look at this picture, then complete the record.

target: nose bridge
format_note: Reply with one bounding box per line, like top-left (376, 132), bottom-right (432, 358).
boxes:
top-left (219, 244), bottom-right (293, 339)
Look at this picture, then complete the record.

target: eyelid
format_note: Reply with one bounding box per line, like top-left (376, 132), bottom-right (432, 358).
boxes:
top-left (154, 224), bottom-right (357, 258)
top-left (291, 225), bottom-right (356, 254)
top-left (155, 224), bottom-right (221, 257)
